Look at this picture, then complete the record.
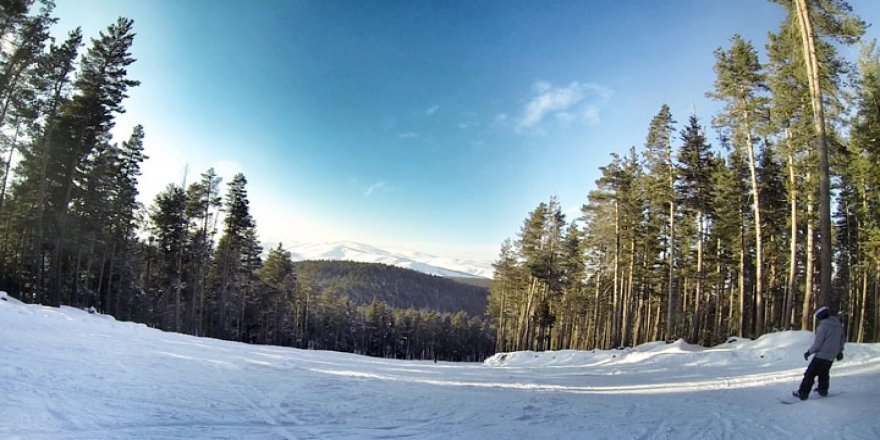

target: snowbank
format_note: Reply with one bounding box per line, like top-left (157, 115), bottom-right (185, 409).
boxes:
top-left (485, 331), bottom-right (819, 370)
top-left (0, 290), bottom-right (23, 305)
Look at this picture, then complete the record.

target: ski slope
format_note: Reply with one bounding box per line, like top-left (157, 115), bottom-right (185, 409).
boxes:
top-left (2, 291), bottom-right (879, 440)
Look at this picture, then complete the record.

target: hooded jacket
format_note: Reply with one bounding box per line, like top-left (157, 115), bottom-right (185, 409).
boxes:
top-left (808, 316), bottom-right (845, 361)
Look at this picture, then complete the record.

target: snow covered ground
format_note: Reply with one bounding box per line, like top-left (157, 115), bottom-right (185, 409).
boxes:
top-left (2, 291), bottom-right (879, 440)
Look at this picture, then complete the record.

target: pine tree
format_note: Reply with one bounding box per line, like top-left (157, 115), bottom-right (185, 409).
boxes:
top-left (773, 0), bottom-right (865, 311)
top-left (592, 151), bottom-right (642, 348)
top-left (0, 0), bottom-right (34, 41)
top-left (5, 28), bottom-right (81, 304)
top-left (847, 41), bottom-right (880, 341)
top-left (710, 35), bottom-right (770, 336)
top-left (676, 114), bottom-right (714, 343)
top-left (767, 16), bottom-right (814, 330)
top-left (756, 141), bottom-right (789, 330)
top-left (0, 0), bottom-right (53, 130)
top-left (258, 243), bottom-right (296, 345)
top-left (513, 202), bottom-right (545, 350)
top-left (185, 168), bottom-right (222, 335)
top-left (488, 238), bottom-right (524, 352)
top-left (582, 162), bottom-right (617, 347)
top-left (148, 184), bottom-right (187, 329)
top-left (209, 173), bottom-right (262, 341)
top-left (556, 223), bottom-right (585, 349)
top-left (44, 17), bottom-right (139, 306)
top-left (643, 104), bottom-right (678, 341)
top-left (0, 1), bottom-right (53, 284)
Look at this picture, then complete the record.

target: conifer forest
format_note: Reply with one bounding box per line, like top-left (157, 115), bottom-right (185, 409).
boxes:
top-left (489, 0), bottom-right (880, 352)
top-left (0, 0), bottom-right (878, 362)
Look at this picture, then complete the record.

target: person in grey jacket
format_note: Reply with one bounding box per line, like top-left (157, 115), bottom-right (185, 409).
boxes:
top-left (793, 306), bottom-right (846, 400)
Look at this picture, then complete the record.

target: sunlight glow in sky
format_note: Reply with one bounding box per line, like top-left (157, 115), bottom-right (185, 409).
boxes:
top-left (52, 0), bottom-right (880, 262)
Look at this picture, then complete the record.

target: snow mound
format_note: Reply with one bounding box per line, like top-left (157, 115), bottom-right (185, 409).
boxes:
top-left (0, 291), bottom-right (23, 305)
top-left (485, 331), bottom-right (839, 370)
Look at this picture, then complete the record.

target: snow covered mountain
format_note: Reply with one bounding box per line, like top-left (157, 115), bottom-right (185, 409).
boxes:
top-left (284, 241), bottom-right (493, 279)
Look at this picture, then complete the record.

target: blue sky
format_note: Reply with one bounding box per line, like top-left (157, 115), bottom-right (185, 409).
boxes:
top-left (52, 0), bottom-right (880, 262)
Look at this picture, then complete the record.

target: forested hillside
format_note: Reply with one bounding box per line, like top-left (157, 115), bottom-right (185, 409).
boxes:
top-left (294, 260), bottom-right (488, 316)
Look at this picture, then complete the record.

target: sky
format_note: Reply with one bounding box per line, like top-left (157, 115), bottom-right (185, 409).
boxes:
top-left (3, 293), bottom-right (880, 438)
top-left (50, 0), bottom-right (880, 263)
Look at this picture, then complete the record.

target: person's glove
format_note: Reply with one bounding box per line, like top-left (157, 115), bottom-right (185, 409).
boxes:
top-left (836, 352), bottom-right (843, 361)
top-left (804, 351), bottom-right (810, 361)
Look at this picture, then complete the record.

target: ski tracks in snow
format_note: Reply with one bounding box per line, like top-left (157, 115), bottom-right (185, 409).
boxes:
top-left (211, 357), bottom-right (311, 440)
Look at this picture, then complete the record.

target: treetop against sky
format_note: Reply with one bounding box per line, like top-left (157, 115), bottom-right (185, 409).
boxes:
top-left (52, 0), bottom-right (880, 261)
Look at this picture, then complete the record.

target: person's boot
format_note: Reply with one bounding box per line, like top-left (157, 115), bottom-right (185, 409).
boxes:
top-left (814, 388), bottom-right (828, 397)
top-left (792, 390), bottom-right (808, 400)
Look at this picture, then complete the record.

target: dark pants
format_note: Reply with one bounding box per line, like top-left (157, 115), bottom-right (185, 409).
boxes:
top-left (797, 357), bottom-right (834, 398)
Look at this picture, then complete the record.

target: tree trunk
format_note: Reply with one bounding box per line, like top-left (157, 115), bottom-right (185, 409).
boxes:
top-left (802, 183), bottom-right (815, 330)
top-left (692, 211), bottom-right (705, 343)
top-left (591, 268), bottom-right (603, 348)
top-left (517, 277), bottom-right (537, 351)
top-left (874, 272), bottom-right (879, 342)
top-left (96, 242), bottom-right (110, 313)
top-left (633, 297), bottom-right (644, 346)
top-left (106, 244), bottom-right (117, 316)
top-left (794, 0), bottom-right (833, 311)
top-left (612, 199), bottom-right (621, 348)
top-left (857, 262), bottom-right (868, 342)
top-left (666, 197), bottom-right (677, 341)
top-left (785, 148), bottom-right (798, 330)
top-left (652, 300), bottom-right (662, 342)
top-left (715, 239), bottom-right (724, 342)
top-left (739, 226), bottom-right (746, 337)
top-left (624, 233), bottom-right (636, 347)
top-left (0, 121), bottom-right (19, 219)
top-left (742, 112), bottom-right (764, 336)
top-left (496, 287), bottom-right (506, 352)
top-left (855, 182), bottom-right (869, 342)
top-left (844, 201), bottom-right (856, 342)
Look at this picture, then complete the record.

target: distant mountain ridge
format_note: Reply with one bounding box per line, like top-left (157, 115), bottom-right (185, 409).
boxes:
top-left (285, 241), bottom-right (493, 279)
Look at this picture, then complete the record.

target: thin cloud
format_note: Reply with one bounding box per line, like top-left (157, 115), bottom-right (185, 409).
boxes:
top-left (426, 105), bottom-right (439, 115)
top-left (458, 112), bottom-right (479, 130)
top-left (398, 132), bottom-right (419, 139)
top-left (582, 105), bottom-right (601, 126)
top-left (364, 181), bottom-right (388, 197)
top-left (515, 81), bottom-right (612, 132)
top-left (555, 112), bottom-right (576, 123)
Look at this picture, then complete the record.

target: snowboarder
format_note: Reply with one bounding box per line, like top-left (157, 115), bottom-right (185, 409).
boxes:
top-left (793, 306), bottom-right (845, 400)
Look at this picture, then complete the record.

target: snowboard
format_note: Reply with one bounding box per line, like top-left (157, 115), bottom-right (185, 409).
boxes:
top-left (779, 391), bottom-right (843, 404)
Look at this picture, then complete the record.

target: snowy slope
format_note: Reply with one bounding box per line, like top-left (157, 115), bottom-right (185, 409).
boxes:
top-left (2, 293), bottom-right (880, 439)
top-left (285, 241), bottom-right (493, 279)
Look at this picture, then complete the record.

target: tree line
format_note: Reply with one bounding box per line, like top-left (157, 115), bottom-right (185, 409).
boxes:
top-left (489, 0), bottom-right (880, 351)
top-left (0, 0), bottom-right (494, 362)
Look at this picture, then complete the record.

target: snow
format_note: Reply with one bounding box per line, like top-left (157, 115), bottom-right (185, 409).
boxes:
top-left (2, 293), bottom-right (880, 439)
top-left (286, 241), bottom-right (494, 279)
